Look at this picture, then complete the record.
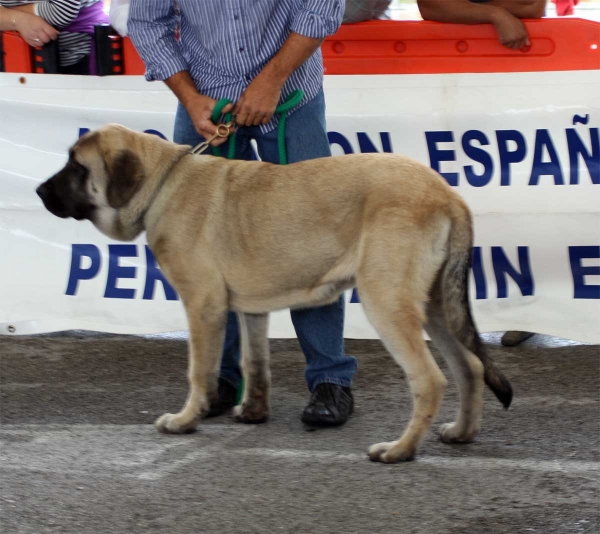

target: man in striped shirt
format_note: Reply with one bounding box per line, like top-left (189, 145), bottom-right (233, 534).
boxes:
top-left (129, 0), bottom-right (357, 427)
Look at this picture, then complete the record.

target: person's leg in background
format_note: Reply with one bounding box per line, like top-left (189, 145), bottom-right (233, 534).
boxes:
top-left (254, 89), bottom-right (358, 425)
top-left (173, 103), bottom-right (256, 415)
top-left (58, 56), bottom-right (90, 75)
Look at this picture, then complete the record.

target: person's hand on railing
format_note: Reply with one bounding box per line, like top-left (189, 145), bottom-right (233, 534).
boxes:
top-left (491, 9), bottom-right (530, 50)
top-left (10, 10), bottom-right (59, 48)
top-left (416, 0), bottom-right (542, 52)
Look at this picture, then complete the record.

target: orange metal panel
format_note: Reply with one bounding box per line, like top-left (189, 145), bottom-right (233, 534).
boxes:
top-left (2, 31), bottom-right (32, 73)
top-left (322, 19), bottom-right (600, 74)
top-left (3, 18), bottom-right (599, 76)
top-left (122, 37), bottom-right (145, 75)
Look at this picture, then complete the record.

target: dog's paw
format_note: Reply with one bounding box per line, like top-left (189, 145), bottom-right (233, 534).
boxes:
top-left (233, 403), bottom-right (269, 424)
top-left (439, 422), bottom-right (478, 444)
top-left (155, 413), bottom-right (198, 434)
top-left (367, 441), bottom-right (415, 464)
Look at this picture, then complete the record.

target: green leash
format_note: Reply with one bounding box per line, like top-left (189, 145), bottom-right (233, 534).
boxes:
top-left (210, 89), bottom-right (304, 165)
top-left (210, 90), bottom-right (304, 405)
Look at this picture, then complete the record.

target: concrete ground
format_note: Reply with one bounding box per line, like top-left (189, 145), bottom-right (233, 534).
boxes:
top-left (0, 332), bottom-right (598, 534)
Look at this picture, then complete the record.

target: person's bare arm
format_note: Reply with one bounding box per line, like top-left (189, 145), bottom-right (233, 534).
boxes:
top-left (485, 0), bottom-right (546, 18)
top-left (0, 6), bottom-right (16, 29)
top-left (0, 5), bottom-right (58, 45)
top-left (234, 32), bottom-right (324, 127)
top-left (5, 3), bottom-right (35, 15)
top-left (417, 0), bottom-right (546, 22)
top-left (417, 0), bottom-right (546, 50)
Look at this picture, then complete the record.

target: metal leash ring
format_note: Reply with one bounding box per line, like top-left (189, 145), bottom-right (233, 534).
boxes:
top-left (190, 121), bottom-right (236, 156)
top-left (215, 122), bottom-right (234, 138)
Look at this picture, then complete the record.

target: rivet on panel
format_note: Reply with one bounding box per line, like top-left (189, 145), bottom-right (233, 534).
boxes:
top-left (333, 42), bottom-right (345, 54)
top-left (394, 41), bottom-right (406, 54)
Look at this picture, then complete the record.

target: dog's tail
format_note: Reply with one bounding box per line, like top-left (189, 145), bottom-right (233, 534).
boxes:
top-left (440, 203), bottom-right (513, 409)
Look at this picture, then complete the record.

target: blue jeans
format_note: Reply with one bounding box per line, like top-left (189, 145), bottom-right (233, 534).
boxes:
top-left (173, 89), bottom-right (357, 392)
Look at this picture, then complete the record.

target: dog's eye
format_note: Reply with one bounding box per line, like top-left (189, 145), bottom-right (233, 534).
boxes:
top-left (71, 158), bottom-right (84, 171)
top-left (70, 159), bottom-right (88, 184)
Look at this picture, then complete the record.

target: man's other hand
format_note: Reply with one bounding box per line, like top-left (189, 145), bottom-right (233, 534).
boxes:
top-left (234, 71), bottom-right (283, 127)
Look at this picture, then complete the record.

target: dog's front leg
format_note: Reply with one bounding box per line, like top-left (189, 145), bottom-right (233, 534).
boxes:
top-left (233, 312), bottom-right (271, 424)
top-left (156, 298), bottom-right (227, 434)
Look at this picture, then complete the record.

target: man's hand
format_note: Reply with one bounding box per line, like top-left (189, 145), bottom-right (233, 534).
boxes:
top-left (164, 71), bottom-right (235, 146)
top-left (13, 11), bottom-right (58, 47)
top-left (232, 32), bottom-right (323, 127)
top-left (491, 10), bottom-right (530, 50)
top-left (234, 71), bottom-right (283, 127)
top-left (186, 94), bottom-right (234, 146)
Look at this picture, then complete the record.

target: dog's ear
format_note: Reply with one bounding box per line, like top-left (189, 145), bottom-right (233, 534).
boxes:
top-left (104, 149), bottom-right (144, 209)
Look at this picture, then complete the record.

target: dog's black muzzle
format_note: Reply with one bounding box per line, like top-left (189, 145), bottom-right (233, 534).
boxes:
top-left (37, 179), bottom-right (71, 219)
top-left (36, 176), bottom-right (95, 221)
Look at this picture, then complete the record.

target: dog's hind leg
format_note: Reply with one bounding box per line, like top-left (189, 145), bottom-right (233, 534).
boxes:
top-left (423, 205), bottom-right (510, 443)
top-left (357, 220), bottom-right (448, 463)
top-left (425, 303), bottom-right (484, 444)
top-left (360, 289), bottom-right (447, 463)
top-left (156, 293), bottom-right (227, 434)
top-left (233, 312), bottom-right (271, 424)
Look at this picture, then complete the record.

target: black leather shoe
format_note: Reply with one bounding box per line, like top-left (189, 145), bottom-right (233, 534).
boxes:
top-left (501, 331), bottom-right (535, 347)
top-left (301, 383), bottom-right (354, 427)
top-left (206, 377), bottom-right (238, 418)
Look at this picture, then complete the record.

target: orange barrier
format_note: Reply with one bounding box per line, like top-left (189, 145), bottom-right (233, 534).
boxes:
top-left (94, 25), bottom-right (124, 75)
top-left (1, 31), bottom-right (58, 73)
top-left (121, 36), bottom-right (145, 76)
top-left (1, 31), bottom-right (32, 73)
top-left (322, 18), bottom-right (600, 74)
top-left (119, 18), bottom-right (600, 76)
top-left (2, 18), bottom-right (599, 76)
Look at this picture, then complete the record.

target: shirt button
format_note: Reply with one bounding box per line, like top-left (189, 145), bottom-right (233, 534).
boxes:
top-left (234, 14), bottom-right (239, 20)
top-left (239, 47), bottom-right (244, 52)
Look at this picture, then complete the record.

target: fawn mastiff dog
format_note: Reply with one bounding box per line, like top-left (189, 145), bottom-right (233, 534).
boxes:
top-left (37, 124), bottom-right (512, 463)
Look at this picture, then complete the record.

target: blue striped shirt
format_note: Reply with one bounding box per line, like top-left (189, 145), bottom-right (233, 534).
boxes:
top-left (128, 0), bottom-right (344, 133)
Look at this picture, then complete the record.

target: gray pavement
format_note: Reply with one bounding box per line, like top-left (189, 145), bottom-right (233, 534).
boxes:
top-left (1, 332), bottom-right (599, 534)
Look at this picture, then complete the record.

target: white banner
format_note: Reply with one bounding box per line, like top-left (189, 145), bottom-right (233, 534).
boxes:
top-left (1, 71), bottom-right (599, 341)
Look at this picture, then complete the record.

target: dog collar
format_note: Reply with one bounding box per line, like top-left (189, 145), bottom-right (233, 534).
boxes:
top-left (136, 149), bottom-right (192, 226)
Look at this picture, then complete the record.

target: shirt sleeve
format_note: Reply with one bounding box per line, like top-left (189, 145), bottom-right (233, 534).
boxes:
top-left (35, 0), bottom-right (82, 29)
top-left (291, 0), bottom-right (345, 39)
top-left (109, 0), bottom-right (129, 37)
top-left (128, 0), bottom-right (188, 82)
